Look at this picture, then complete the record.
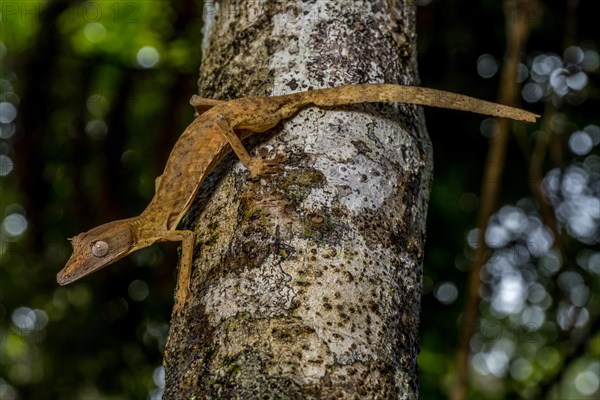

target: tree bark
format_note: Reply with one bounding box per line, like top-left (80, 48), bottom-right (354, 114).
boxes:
top-left (163, 1), bottom-right (432, 399)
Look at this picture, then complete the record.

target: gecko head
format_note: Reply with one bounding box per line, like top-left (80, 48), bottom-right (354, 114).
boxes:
top-left (57, 219), bottom-right (134, 286)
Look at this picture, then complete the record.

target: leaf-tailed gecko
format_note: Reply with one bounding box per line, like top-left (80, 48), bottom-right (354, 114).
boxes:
top-left (56, 84), bottom-right (538, 310)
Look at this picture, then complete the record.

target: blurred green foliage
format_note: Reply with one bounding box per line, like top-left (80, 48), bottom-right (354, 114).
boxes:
top-left (1, 1), bottom-right (203, 399)
top-left (0, 1), bottom-right (598, 399)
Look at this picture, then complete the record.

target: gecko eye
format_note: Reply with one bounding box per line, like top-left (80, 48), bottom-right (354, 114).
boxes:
top-left (91, 240), bottom-right (109, 257)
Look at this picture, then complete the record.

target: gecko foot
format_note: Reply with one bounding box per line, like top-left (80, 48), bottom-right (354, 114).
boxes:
top-left (247, 154), bottom-right (287, 178)
top-left (173, 272), bottom-right (191, 314)
top-left (173, 291), bottom-right (190, 314)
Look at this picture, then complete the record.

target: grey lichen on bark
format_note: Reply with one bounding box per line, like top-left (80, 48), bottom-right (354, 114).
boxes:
top-left (163, 1), bottom-right (432, 399)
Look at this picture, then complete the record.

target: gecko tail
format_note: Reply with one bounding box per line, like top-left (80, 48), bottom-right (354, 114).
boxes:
top-left (304, 84), bottom-right (539, 123)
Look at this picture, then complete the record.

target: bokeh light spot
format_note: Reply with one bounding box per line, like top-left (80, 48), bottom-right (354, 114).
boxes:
top-left (477, 54), bottom-right (498, 78)
top-left (517, 63), bottom-right (529, 83)
top-left (480, 118), bottom-right (499, 138)
top-left (522, 82), bottom-right (543, 103)
top-left (0, 123), bottom-right (16, 139)
top-left (569, 131), bottom-right (593, 155)
top-left (0, 102), bottom-right (17, 124)
top-left (0, 154), bottom-right (14, 176)
top-left (128, 280), bottom-right (150, 301)
top-left (566, 71), bottom-right (588, 91)
top-left (83, 22), bottom-right (106, 43)
top-left (509, 358), bottom-right (533, 381)
top-left (584, 124), bottom-right (600, 145)
top-left (582, 49), bottom-right (600, 72)
top-left (85, 119), bottom-right (108, 140)
top-left (136, 46), bottom-right (160, 68)
top-left (575, 368), bottom-right (599, 395)
top-left (563, 46), bottom-right (584, 64)
top-left (2, 213), bottom-right (27, 237)
top-left (434, 282), bottom-right (458, 305)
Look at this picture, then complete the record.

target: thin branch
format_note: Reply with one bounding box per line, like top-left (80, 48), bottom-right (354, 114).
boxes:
top-left (528, 101), bottom-right (561, 242)
top-left (451, 1), bottom-right (538, 399)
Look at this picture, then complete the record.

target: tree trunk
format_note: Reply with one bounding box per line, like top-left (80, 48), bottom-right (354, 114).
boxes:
top-left (163, 1), bottom-right (432, 399)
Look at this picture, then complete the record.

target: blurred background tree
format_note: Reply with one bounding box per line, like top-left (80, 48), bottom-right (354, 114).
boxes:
top-left (0, 0), bottom-right (598, 399)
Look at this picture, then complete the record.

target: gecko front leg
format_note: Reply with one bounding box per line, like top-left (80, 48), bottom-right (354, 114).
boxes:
top-left (156, 229), bottom-right (195, 312)
top-left (214, 116), bottom-right (285, 178)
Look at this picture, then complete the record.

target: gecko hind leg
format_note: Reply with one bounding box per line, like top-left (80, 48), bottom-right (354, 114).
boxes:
top-left (214, 117), bottom-right (286, 178)
top-left (189, 95), bottom-right (226, 116)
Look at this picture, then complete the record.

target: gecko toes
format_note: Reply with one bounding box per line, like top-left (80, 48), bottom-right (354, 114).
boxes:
top-left (248, 155), bottom-right (286, 178)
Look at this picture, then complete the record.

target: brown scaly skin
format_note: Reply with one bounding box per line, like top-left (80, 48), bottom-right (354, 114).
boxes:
top-left (57, 84), bottom-right (538, 311)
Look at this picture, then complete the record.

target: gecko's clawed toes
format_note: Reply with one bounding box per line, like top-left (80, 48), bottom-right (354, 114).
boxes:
top-left (248, 155), bottom-right (286, 178)
top-left (173, 293), bottom-right (190, 314)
